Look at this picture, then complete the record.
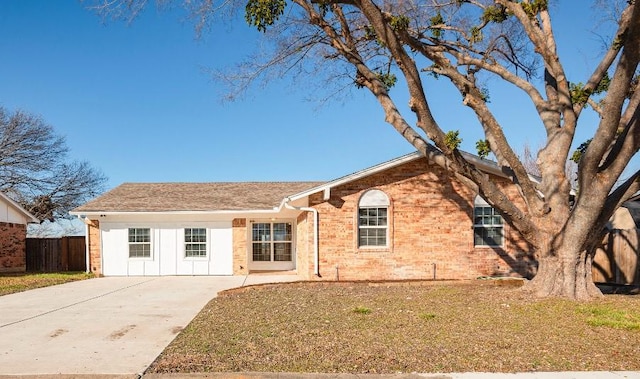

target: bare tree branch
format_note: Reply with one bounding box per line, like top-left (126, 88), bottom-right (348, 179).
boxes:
top-left (0, 107), bottom-right (107, 220)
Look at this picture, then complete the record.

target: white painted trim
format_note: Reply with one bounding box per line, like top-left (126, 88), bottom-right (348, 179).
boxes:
top-left (284, 150), bottom-right (537, 204)
top-left (127, 227), bottom-right (154, 261)
top-left (0, 192), bottom-right (39, 223)
top-left (182, 227), bottom-right (209, 260)
top-left (70, 209), bottom-right (280, 217)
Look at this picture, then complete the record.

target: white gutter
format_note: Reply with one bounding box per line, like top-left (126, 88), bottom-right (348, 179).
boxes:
top-left (283, 197), bottom-right (319, 277)
top-left (69, 209), bottom-right (281, 217)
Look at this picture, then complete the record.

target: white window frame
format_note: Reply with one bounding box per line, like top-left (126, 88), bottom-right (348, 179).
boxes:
top-left (358, 189), bottom-right (390, 248)
top-left (250, 221), bottom-right (294, 263)
top-left (473, 196), bottom-right (504, 247)
top-left (128, 227), bottom-right (152, 259)
top-left (184, 227), bottom-right (208, 259)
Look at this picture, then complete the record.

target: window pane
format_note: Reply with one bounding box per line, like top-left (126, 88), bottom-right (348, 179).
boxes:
top-left (359, 210), bottom-right (369, 226)
top-left (474, 226), bottom-right (503, 246)
top-left (252, 242), bottom-right (271, 261)
top-left (252, 223), bottom-right (271, 242)
top-left (185, 228), bottom-right (207, 243)
top-left (129, 228), bottom-right (150, 243)
top-left (359, 227), bottom-right (387, 247)
top-left (185, 243), bottom-right (207, 257)
top-left (474, 228), bottom-right (485, 246)
top-left (274, 243), bottom-right (292, 261)
top-left (129, 243), bottom-right (150, 258)
top-left (273, 223), bottom-right (292, 241)
top-left (487, 227), bottom-right (503, 246)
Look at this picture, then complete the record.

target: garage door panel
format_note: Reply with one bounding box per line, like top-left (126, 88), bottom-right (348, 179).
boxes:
top-left (210, 225), bottom-right (232, 275)
top-left (101, 226), bottom-right (128, 276)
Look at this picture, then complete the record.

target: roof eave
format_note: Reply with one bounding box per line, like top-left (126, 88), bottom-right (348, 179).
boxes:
top-left (287, 151), bottom-right (423, 202)
top-left (286, 150), bottom-right (521, 202)
top-left (0, 192), bottom-right (39, 223)
top-left (69, 208), bottom-right (281, 217)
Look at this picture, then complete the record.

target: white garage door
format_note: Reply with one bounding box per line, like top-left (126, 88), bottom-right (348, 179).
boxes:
top-left (101, 222), bottom-right (233, 276)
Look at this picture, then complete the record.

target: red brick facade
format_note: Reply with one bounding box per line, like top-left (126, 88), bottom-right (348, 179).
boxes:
top-left (0, 222), bottom-right (27, 273)
top-left (295, 157), bottom-right (535, 281)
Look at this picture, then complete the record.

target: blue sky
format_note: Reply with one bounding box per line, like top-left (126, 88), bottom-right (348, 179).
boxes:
top-left (0, 1), bottom-right (623, 190)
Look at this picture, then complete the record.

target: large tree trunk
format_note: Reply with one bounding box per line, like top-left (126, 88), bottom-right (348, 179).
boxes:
top-left (524, 247), bottom-right (602, 300)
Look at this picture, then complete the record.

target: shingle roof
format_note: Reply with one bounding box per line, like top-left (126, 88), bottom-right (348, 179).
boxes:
top-left (71, 182), bottom-right (324, 213)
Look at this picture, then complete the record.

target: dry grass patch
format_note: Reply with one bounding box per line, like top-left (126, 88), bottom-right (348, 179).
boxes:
top-left (0, 272), bottom-right (94, 296)
top-left (149, 280), bottom-right (640, 374)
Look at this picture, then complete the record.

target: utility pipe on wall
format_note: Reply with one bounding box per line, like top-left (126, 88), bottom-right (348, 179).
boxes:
top-left (77, 215), bottom-right (91, 274)
top-left (283, 197), bottom-right (319, 277)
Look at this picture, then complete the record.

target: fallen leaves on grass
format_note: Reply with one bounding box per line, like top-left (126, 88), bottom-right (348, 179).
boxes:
top-left (149, 280), bottom-right (640, 374)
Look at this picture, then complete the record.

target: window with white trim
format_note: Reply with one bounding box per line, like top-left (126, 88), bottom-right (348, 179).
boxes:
top-left (128, 228), bottom-right (151, 258)
top-left (358, 189), bottom-right (389, 247)
top-left (473, 196), bottom-right (504, 247)
top-left (185, 228), bottom-right (207, 258)
top-left (251, 222), bottom-right (293, 262)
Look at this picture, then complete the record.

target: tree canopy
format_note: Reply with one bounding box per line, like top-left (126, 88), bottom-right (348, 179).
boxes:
top-left (0, 107), bottom-right (107, 221)
top-left (89, 0), bottom-right (640, 299)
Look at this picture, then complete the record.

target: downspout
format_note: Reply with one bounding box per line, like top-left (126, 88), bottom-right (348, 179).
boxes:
top-left (283, 197), bottom-right (319, 277)
top-left (77, 215), bottom-right (91, 274)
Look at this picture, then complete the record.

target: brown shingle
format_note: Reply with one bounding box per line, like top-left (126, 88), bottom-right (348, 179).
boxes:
top-left (72, 182), bottom-right (324, 213)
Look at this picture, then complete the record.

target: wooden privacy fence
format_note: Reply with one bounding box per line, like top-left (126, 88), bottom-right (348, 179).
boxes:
top-left (26, 236), bottom-right (86, 272)
top-left (593, 229), bottom-right (640, 286)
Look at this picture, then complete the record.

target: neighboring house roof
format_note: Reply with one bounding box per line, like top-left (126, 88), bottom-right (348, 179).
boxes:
top-left (71, 182), bottom-right (324, 214)
top-left (0, 191), bottom-right (39, 223)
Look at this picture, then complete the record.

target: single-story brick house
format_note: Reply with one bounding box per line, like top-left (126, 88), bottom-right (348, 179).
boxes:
top-left (0, 192), bottom-right (39, 273)
top-left (70, 151), bottom-right (536, 279)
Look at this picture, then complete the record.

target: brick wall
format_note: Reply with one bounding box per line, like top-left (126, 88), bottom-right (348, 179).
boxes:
top-left (295, 211), bottom-right (313, 278)
top-left (0, 222), bottom-right (27, 273)
top-left (303, 157), bottom-right (536, 281)
top-left (232, 218), bottom-right (248, 275)
top-left (87, 220), bottom-right (102, 276)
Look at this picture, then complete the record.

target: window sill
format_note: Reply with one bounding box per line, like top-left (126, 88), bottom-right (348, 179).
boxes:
top-left (357, 246), bottom-right (391, 253)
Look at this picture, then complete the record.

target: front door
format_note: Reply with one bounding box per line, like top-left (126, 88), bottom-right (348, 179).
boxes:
top-left (249, 221), bottom-right (295, 271)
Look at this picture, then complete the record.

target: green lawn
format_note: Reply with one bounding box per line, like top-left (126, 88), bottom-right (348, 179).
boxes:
top-left (149, 280), bottom-right (640, 374)
top-left (0, 272), bottom-right (94, 296)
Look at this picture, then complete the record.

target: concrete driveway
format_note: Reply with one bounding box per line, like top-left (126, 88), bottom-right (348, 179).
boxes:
top-left (0, 275), bottom-right (299, 375)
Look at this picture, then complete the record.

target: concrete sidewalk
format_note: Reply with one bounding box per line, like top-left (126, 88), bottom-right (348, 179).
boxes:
top-left (141, 372), bottom-right (640, 379)
top-left (2, 371), bottom-right (640, 379)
